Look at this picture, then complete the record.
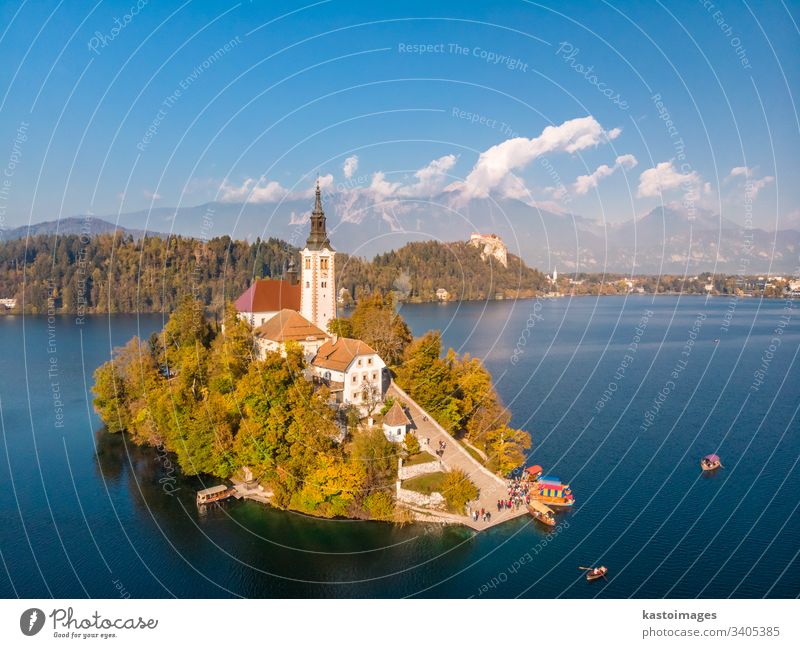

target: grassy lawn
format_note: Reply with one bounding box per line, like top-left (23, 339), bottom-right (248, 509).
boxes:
top-left (404, 451), bottom-right (437, 467)
top-left (458, 440), bottom-right (486, 465)
top-left (402, 471), bottom-right (448, 495)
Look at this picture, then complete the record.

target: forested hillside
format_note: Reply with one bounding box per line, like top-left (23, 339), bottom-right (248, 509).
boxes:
top-left (0, 234), bottom-right (545, 314)
top-left (0, 234), bottom-right (295, 314)
top-left (337, 241), bottom-right (547, 303)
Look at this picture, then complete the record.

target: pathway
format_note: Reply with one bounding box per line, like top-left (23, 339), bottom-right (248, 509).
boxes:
top-left (388, 382), bottom-right (529, 531)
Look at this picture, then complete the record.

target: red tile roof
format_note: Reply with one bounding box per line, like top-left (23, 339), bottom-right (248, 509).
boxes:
top-left (235, 279), bottom-right (300, 314)
top-left (383, 401), bottom-right (410, 427)
top-left (311, 337), bottom-right (378, 372)
top-left (255, 309), bottom-right (327, 342)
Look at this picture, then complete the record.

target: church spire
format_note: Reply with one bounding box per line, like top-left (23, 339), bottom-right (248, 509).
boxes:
top-left (306, 178), bottom-right (331, 250)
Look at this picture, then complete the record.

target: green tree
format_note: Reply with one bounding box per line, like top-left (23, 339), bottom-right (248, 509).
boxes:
top-left (403, 431), bottom-right (420, 456)
top-left (364, 491), bottom-right (395, 520)
top-left (440, 469), bottom-right (479, 513)
top-left (347, 291), bottom-right (412, 366)
top-left (483, 425), bottom-right (532, 476)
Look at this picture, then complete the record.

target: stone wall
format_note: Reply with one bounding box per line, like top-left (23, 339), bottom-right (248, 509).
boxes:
top-left (398, 457), bottom-right (446, 480)
top-left (395, 482), bottom-right (447, 510)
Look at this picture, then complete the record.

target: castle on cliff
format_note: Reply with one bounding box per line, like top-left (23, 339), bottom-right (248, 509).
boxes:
top-left (468, 233), bottom-right (508, 268)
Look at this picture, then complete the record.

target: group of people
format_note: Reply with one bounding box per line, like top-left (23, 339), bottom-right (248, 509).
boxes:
top-left (466, 505), bottom-right (492, 523)
top-left (435, 439), bottom-right (447, 458)
top-left (497, 476), bottom-right (533, 511)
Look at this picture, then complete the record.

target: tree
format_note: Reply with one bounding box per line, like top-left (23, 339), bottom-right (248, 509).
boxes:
top-left (207, 303), bottom-right (254, 393)
top-left (403, 431), bottom-right (420, 456)
top-left (364, 491), bottom-right (395, 520)
top-left (440, 469), bottom-right (479, 513)
top-left (327, 317), bottom-right (353, 338)
top-left (360, 381), bottom-right (382, 418)
top-left (349, 427), bottom-right (398, 492)
top-left (483, 425), bottom-right (532, 476)
top-left (347, 291), bottom-right (412, 366)
top-left (395, 331), bottom-right (460, 431)
top-left (291, 455), bottom-right (366, 518)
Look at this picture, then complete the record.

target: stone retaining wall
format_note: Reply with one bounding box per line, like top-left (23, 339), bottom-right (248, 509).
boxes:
top-left (398, 457), bottom-right (446, 480)
top-left (396, 481), bottom-right (446, 510)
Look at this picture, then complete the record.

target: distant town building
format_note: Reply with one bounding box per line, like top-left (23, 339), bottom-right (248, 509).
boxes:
top-left (468, 232), bottom-right (508, 268)
top-left (254, 309), bottom-right (329, 363)
top-left (310, 336), bottom-right (386, 414)
top-left (382, 400), bottom-right (411, 442)
top-left (0, 298), bottom-right (17, 309)
top-left (435, 288), bottom-right (449, 301)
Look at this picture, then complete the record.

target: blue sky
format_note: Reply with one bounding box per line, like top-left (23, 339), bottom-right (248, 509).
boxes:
top-left (0, 0), bottom-right (797, 232)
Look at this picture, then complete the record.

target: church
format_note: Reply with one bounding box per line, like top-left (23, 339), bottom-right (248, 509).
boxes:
top-left (235, 181), bottom-right (388, 416)
top-left (235, 181), bottom-right (334, 331)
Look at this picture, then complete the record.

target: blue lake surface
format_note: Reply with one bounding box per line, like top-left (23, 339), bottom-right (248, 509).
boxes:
top-left (0, 295), bottom-right (798, 598)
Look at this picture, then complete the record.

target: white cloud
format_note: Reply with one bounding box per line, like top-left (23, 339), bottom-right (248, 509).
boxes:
top-left (143, 189), bottom-right (162, 201)
top-left (219, 177), bottom-right (290, 203)
top-left (637, 161), bottom-right (702, 198)
top-left (397, 154), bottom-right (457, 197)
top-left (573, 154), bottom-right (638, 195)
top-left (726, 166), bottom-right (774, 199)
top-left (448, 116), bottom-right (621, 202)
top-left (342, 155), bottom-right (359, 179)
top-left (728, 166), bottom-right (751, 179)
top-left (748, 175), bottom-right (774, 198)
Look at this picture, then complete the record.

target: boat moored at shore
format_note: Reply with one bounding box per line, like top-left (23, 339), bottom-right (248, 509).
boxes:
top-left (530, 475), bottom-right (575, 507)
top-left (528, 499), bottom-right (556, 526)
top-left (196, 484), bottom-right (235, 505)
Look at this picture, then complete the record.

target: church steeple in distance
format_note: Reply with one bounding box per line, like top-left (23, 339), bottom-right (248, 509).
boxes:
top-left (306, 179), bottom-right (331, 251)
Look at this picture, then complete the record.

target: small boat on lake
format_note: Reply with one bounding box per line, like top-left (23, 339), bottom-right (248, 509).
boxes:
top-left (700, 454), bottom-right (722, 471)
top-left (525, 464), bottom-right (543, 480)
top-left (196, 484), bottom-right (234, 505)
top-left (582, 565), bottom-right (608, 581)
top-left (531, 475), bottom-right (575, 507)
top-left (528, 500), bottom-right (556, 527)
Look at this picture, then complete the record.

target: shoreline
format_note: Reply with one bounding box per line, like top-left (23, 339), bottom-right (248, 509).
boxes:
top-left (2, 291), bottom-right (795, 317)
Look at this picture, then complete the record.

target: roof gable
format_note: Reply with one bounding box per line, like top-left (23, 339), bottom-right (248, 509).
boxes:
top-left (383, 401), bottom-right (410, 427)
top-left (256, 309), bottom-right (328, 342)
top-left (311, 337), bottom-right (379, 372)
top-left (235, 279), bottom-right (301, 314)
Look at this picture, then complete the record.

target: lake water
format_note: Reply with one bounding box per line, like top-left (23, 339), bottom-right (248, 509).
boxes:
top-left (1, 295), bottom-right (798, 598)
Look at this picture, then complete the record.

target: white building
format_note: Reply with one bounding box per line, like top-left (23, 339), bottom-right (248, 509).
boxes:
top-left (310, 336), bottom-right (386, 414)
top-left (300, 181), bottom-right (337, 333)
top-left (254, 309), bottom-right (329, 363)
top-left (382, 400), bottom-right (411, 442)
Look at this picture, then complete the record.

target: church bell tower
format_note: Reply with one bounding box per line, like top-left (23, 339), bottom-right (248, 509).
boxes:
top-left (300, 180), bottom-right (336, 332)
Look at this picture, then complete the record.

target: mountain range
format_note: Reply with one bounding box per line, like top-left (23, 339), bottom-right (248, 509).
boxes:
top-left (2, 198), bottom-right (797, 274)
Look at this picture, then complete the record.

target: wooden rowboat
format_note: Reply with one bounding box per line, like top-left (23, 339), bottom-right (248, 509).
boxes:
top-left (580, 566), bottom-right (608, 581)
top-left (528, 500), bottom-right (556, 527)
top-left (700, 453), bottom-right (722, 471)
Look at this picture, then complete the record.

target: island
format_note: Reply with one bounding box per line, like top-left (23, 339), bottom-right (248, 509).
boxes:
top-left (92, 184), bottom-right (532, 528)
